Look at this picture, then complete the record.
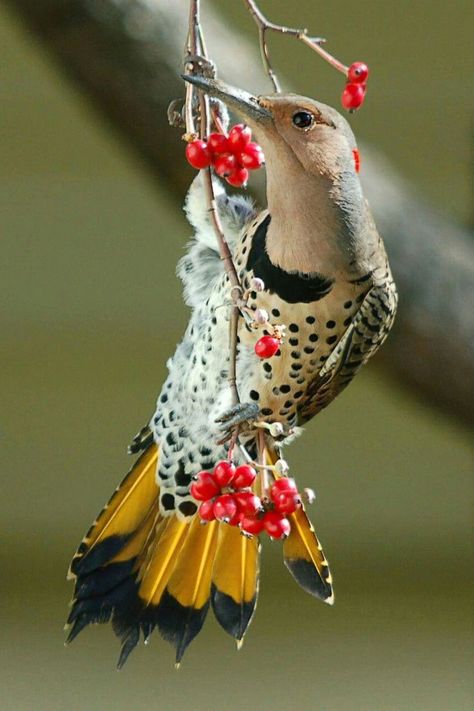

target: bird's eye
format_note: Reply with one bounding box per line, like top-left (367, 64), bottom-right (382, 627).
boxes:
top-left (292, 111), bottom-right (314, 129)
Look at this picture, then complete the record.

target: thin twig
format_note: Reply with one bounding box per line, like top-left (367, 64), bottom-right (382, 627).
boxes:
top-left (243, 0), bottom-right (347, 91)
top-left (184, 0), bottom-right (242, 425)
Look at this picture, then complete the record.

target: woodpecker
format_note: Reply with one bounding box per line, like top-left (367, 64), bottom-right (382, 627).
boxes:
top-left (66, 77), bottom-right (397, 667)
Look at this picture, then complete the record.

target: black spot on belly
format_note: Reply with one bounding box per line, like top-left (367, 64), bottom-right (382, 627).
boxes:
top-left (289, 323), bottom-right (299, 333)
top-left (247, 216), bottom-right (334, 303)
top-left (179, 501), bottom-right (198, 517)
top-left (280, 384), bottom-right (291, 393)
top-left (326, 320), bottom-right (336, 329)
top-left (250, 390), bottom-right (260, 401)
top-left (261, 408), bottom-right (273, 416)
top-left (306, 316), bottom-right (316, 324)
top-left (175, 462), bottom-right (191, 487)
top-left (326, 335), bottom-right (338, 345)
top-left (161, 493), bottom-right (175, 511)
top-left (289, 338), bottom-right (299, 346)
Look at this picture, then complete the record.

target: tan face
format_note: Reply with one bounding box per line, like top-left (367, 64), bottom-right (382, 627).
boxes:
top-left (254, 94), bottom-right (359, 180)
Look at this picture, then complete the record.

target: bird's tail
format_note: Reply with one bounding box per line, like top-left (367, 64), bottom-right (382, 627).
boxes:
top-left (66, 442), bottom-right (332, 667)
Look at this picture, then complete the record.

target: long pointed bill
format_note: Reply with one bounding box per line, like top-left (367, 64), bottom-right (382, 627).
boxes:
top-left (182, 75), bottom-right (272, 125)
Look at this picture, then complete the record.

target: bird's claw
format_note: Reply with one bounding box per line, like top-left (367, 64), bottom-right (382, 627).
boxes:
top-left (215, 402), bottom-right (260, 446)
top-left (215, 403), bottom-right (294, 445)
top-left (215, 402), bottom-right (260, 429)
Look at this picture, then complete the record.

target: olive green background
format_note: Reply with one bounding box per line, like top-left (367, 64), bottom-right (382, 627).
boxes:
top-left (1, 2), bottom-right (473, 710)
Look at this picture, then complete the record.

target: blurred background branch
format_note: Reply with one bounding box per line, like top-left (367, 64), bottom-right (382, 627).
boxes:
top-left (6, 0), bottom-right (474, 424)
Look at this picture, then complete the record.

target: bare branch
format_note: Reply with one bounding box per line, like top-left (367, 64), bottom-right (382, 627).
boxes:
top-left (243, 0), bottom-right (347, 90)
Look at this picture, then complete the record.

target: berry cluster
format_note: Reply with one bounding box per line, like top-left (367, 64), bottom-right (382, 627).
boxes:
top-left (341, 61), bottom-right (369, 111)
top-left (185, 124), bottom-right (265, 188)
top-left (191, 462), bottom-right (302, 540)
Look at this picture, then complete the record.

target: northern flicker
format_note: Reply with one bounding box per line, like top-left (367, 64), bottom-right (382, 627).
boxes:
top-left (66, 77), bottom-right (397, 667)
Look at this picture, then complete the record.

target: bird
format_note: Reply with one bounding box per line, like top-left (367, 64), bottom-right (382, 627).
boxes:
top-left (65, 75), bottom-right (398, 668)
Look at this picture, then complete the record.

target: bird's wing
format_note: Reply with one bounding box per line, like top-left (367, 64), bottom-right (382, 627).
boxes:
top-left (177, 174), bottom-right (257, 308)
top-left (299, 281), bottom-right (398, 422)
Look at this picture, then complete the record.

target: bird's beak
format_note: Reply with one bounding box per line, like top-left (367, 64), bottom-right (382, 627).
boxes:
top-left (182, 75), bottom-right (272, 125)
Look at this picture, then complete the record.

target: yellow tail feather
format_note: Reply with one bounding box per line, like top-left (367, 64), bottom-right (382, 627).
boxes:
top-left (265, 445), bottom-right (334, 604)
top-left (68, 444), bottom-right (159, 579)
top-left (138, 516), bottom-right (189, 606)
top-left (284, 506), bottom-right (334, 603)
top-left (167, 518), bottom-right (219, 610)
top-left (211, 524), bottom-right (259, 641)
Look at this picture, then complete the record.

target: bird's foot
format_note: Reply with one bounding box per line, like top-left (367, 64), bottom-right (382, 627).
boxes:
top-left (216, 402), bottom-right (259, 429)
top-left (215, 402), bottom-right (259, 444)
top-left (215, 403), bottom-right (294, 444)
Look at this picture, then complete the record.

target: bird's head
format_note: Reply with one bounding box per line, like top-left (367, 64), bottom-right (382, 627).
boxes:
top-left (183, 75), bottom-right (369, 274)
top-left (182, 75), bottom-right (360, 181)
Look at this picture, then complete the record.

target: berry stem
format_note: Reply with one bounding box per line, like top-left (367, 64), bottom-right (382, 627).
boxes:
top-left (257, 429), bottom-right (270, 499)
top-left (243, 0), bottom-right (348, 91)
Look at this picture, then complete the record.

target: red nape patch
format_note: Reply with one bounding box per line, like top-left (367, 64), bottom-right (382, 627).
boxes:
top-left (353, 148), bottom-right (361, 173)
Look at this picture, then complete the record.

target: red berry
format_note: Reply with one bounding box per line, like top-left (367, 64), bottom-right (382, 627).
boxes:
top-left (225, 167), bottom-right (249, 188)
top-left (273, 490), bottom-right (301, 515)
top-left (234, 491), bottom-right (263, 516)
top-left (348, 62), bottom-right (369, 84)
top-left (255, 335), bottom-right (280, 359)
top-left (213, 494), bottom-right (238, 522)
top-left (240, 143), bottom-right (265, 170)
top-left (228, 508), bottom-right (244, 527)
top-left (352, 148), bottom-right (361, 174)
top-left (263, 511), bottom-right (291, 539)
top-left (185, 140), bottom-right (211, 169)
top-left (240, 514), bottom-right (265, 536)
top-left (198, 499), bottom-right (216, 522)
top-left (190, 471), bottom-right (220, 501)
top-left (232, 464), bottom-right (257, 489)
top-left (270, 477), bottom-right (298, 497)
top-left (207, 132), bottom-right (229, 154)
top-left (213, 153), bottom-right (237, 177)
top-left (213, 460), bottom-right (236, 487)
top-left (341, 83), bottom-right (366, 111)
top-left (227, 124), bottom-right (252, 153)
